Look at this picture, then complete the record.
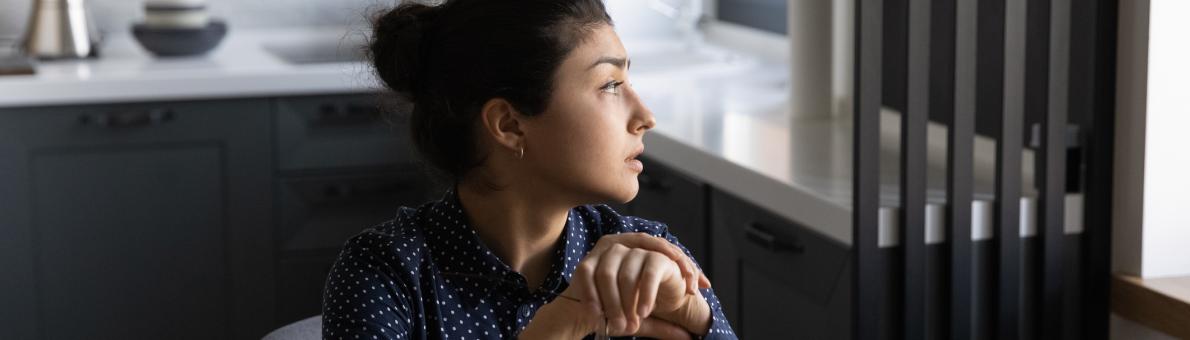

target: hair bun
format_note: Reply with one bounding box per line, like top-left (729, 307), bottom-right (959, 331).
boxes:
top-left (370, 3), bottom-right (439, 102)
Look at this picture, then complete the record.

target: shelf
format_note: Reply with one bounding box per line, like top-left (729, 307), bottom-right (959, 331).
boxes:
top-left (1112, 274), bottom-right (1190, 339)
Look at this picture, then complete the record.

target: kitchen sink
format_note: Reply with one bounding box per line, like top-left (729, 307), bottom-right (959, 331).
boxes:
top-left (262, 36), bottom-right (368, 65)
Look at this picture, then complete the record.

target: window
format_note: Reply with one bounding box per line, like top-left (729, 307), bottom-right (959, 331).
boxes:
top-left (716, 0), bottom-right (788, 34)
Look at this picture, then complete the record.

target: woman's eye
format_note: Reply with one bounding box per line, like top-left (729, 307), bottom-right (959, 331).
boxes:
top-left (601, 80), bottom-right (624, 95)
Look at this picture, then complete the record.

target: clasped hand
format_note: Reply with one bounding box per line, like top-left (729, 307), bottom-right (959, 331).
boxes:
top-left (525, 233), bottom-right (713, 339)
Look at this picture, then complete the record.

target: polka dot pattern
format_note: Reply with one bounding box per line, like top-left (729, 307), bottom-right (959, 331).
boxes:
top-left (321, 188), bottom-right (737, 339)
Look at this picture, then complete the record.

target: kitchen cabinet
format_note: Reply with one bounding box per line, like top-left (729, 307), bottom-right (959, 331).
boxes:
top-left (270, 93), bottom-right (441, 328)
top-left (274, 94), bottom-right (414, 172)
top-left (0, 93), bottom-right (433, 339)
top-left (709, 188), bottom-right (852, 339)
top-left (273, 169), bottom-right (436, 322)
top-left (0, 99), bottom-right (274, 339)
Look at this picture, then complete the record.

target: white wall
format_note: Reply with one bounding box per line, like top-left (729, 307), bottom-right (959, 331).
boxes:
top-left (1114, 0), bottom-right (1190, 279)
top-left (1137, 0), bottom-right (1190, 279)
top-left (1112, 0), bottom-right (1189, 338)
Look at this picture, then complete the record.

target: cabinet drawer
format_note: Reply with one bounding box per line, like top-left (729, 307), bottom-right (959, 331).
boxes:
top-left (712, 189), bottom-right (849, 300)
top-left (0, 99), bottom-right (269, 145)
top-left (710, 188), bottom-right (851, 338)
top-left (276, 171), bottom-right (433, 252)
top-left (275, 94), bottom-right (413, 171)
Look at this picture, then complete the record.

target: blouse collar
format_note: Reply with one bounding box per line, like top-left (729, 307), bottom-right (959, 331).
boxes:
top-left (424, 187), bottom-right (588, 307)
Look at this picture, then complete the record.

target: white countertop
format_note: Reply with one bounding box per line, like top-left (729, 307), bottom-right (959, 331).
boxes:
top-left (0, 26), bottom-right (1049, 246)
top-left (0, 27), bottom-right (378, 107)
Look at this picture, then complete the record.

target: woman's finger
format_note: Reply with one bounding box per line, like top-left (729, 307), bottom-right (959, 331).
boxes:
top-left (596, 244), bottom-right (629, 334)
top-left (574, 255), bottom-right (603, 315)
top-left (618, 248), bottom-right (648, 333)
top-left (637, 251), bottom-right (670, 318)
top-left (649, 235), bottom-right (700, 295)
top-left (699, 271), bottom-right (712, 289)
top-left (631, 316), bottom-right (693, 340)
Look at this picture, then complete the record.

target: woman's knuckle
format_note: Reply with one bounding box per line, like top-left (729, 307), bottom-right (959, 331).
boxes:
top-left (627, 248), bottom-right (647, 257)
top-left (597, 266), bottom-right (617, 281)
top-left (617, 273), bottom-right (633, 285)
top-left (646, 250), bottom-right (667, 261)
top-left (639, 269), bottom-right (659, 282)
top-left (579, 261), bottom-right (597, 275)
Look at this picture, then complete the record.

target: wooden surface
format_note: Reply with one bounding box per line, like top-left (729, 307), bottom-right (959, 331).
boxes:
top-left (0, 54), bottom-right (34, 75)
top-left (1112, 274), bottom-right (1190, 339)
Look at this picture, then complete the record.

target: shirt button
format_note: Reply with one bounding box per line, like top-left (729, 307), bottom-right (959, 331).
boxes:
top-left (517, 304), bottom-right (533, 318)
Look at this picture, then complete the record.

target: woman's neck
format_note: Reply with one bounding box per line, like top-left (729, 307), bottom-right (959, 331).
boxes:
top-left (456, 177), bottom-right (572, 289)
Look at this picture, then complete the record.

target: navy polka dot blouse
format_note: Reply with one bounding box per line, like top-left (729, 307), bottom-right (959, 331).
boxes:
top-left (321, 188), bottom-right (737, 339)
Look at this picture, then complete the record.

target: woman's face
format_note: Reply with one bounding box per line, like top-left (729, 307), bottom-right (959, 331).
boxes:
top-left (522, 24), bottom-right (655, 205)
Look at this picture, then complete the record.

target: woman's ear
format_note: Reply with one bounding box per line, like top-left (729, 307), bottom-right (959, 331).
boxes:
top-left (478, 98), bottom-right (525, 153)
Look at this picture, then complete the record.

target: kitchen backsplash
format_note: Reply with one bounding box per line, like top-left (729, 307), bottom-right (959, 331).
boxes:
top-left (0, 0), bottom-right (398, 43)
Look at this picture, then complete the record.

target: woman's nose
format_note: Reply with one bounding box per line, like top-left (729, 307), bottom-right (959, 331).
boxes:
top-left (628, 85), bottom-right (655, 133)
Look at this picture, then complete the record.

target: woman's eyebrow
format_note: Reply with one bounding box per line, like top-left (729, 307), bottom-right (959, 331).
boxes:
top-left (589, 56), bottom-right (630, 70)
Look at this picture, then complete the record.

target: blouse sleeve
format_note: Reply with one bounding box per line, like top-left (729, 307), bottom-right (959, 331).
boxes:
top-left (321, 231), bottom-right (416, 340)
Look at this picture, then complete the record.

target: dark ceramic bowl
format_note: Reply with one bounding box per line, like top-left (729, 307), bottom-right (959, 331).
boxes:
top-left (132, 19), bottom-right (227, 57)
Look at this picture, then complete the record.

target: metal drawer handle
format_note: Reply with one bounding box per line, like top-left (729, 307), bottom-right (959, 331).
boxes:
top-left (321, 182), bottom-right (407, 200)
top-left (745, 223), bottom-right (805, 254)
top-left (313, 103), bottom-right (377, 126)
top-left (78, 108), bottom-right (175, 128)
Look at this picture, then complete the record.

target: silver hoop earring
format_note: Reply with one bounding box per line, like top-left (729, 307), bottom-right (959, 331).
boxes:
top-left (518, 146), bottom-right (524, 160)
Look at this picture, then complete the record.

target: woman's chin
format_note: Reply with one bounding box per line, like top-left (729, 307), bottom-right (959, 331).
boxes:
top-left (617, 178), bottom-right (641, 203)
top-left (595, 178), bottom-right (639, 205)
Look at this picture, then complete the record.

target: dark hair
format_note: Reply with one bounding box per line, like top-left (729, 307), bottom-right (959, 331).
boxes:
top-left (370, 0), bottom-right (613, 181)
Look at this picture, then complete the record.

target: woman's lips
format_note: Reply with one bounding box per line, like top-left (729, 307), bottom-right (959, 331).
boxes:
top-left (626, 145), bottom-right (645, 172)
top-left (627, 158), bottom-right (644, 172)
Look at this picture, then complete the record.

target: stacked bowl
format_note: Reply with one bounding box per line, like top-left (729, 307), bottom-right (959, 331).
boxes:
top-left (132, 0), bottom-right (227, 56)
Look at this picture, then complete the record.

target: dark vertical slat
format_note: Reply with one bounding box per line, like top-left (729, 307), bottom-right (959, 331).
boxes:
top-left (1022, 0), bottom-right (1050, 337)
top-left (1081, 0), bottom-right (1117, 338)
top-left (998, 0), bottom-right (1026, 338)
top-left (903, 0), bottom-right (930, 338)
top-left (929, 0), bottom-right (958, 337)
top-left (974, 0), bottom-right (1005, 336)
top-left (1065, 2), bottom-right (1095, 340)
top-left (854, 0), bottom-right (883, 338)
top-left (950, 0), bottom-right (976, 338)
top-left (881, 244), bottom-right (905, 339)
top-left (885, 0), bottom-right (909, 114)
top-left (926, 241), bottom-right (950, 339)
top-left (972, 240), bottom-right (997, 340)
top-left (1020, 236), bottom-right (1042, 339)
top-left (1041, 0), bottom-right (1070, 337)
top-left (1062, 234), bottom-right (1085, 339)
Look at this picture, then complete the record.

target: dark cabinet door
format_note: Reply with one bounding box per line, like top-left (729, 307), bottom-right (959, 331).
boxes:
top-left (625, 157), bottom-right (710, 269)
top-left (273, 170), bottom-right (435, 323)
top-left (0, 99), bottom-right (273, 340)
top-left (709, 189), bottom-right (852, 339)
top-left (275, 251), bottom-right (339, 328)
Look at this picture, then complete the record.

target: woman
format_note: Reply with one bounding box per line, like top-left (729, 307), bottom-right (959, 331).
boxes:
top-left (322, 0), bottom-right (736, 339)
